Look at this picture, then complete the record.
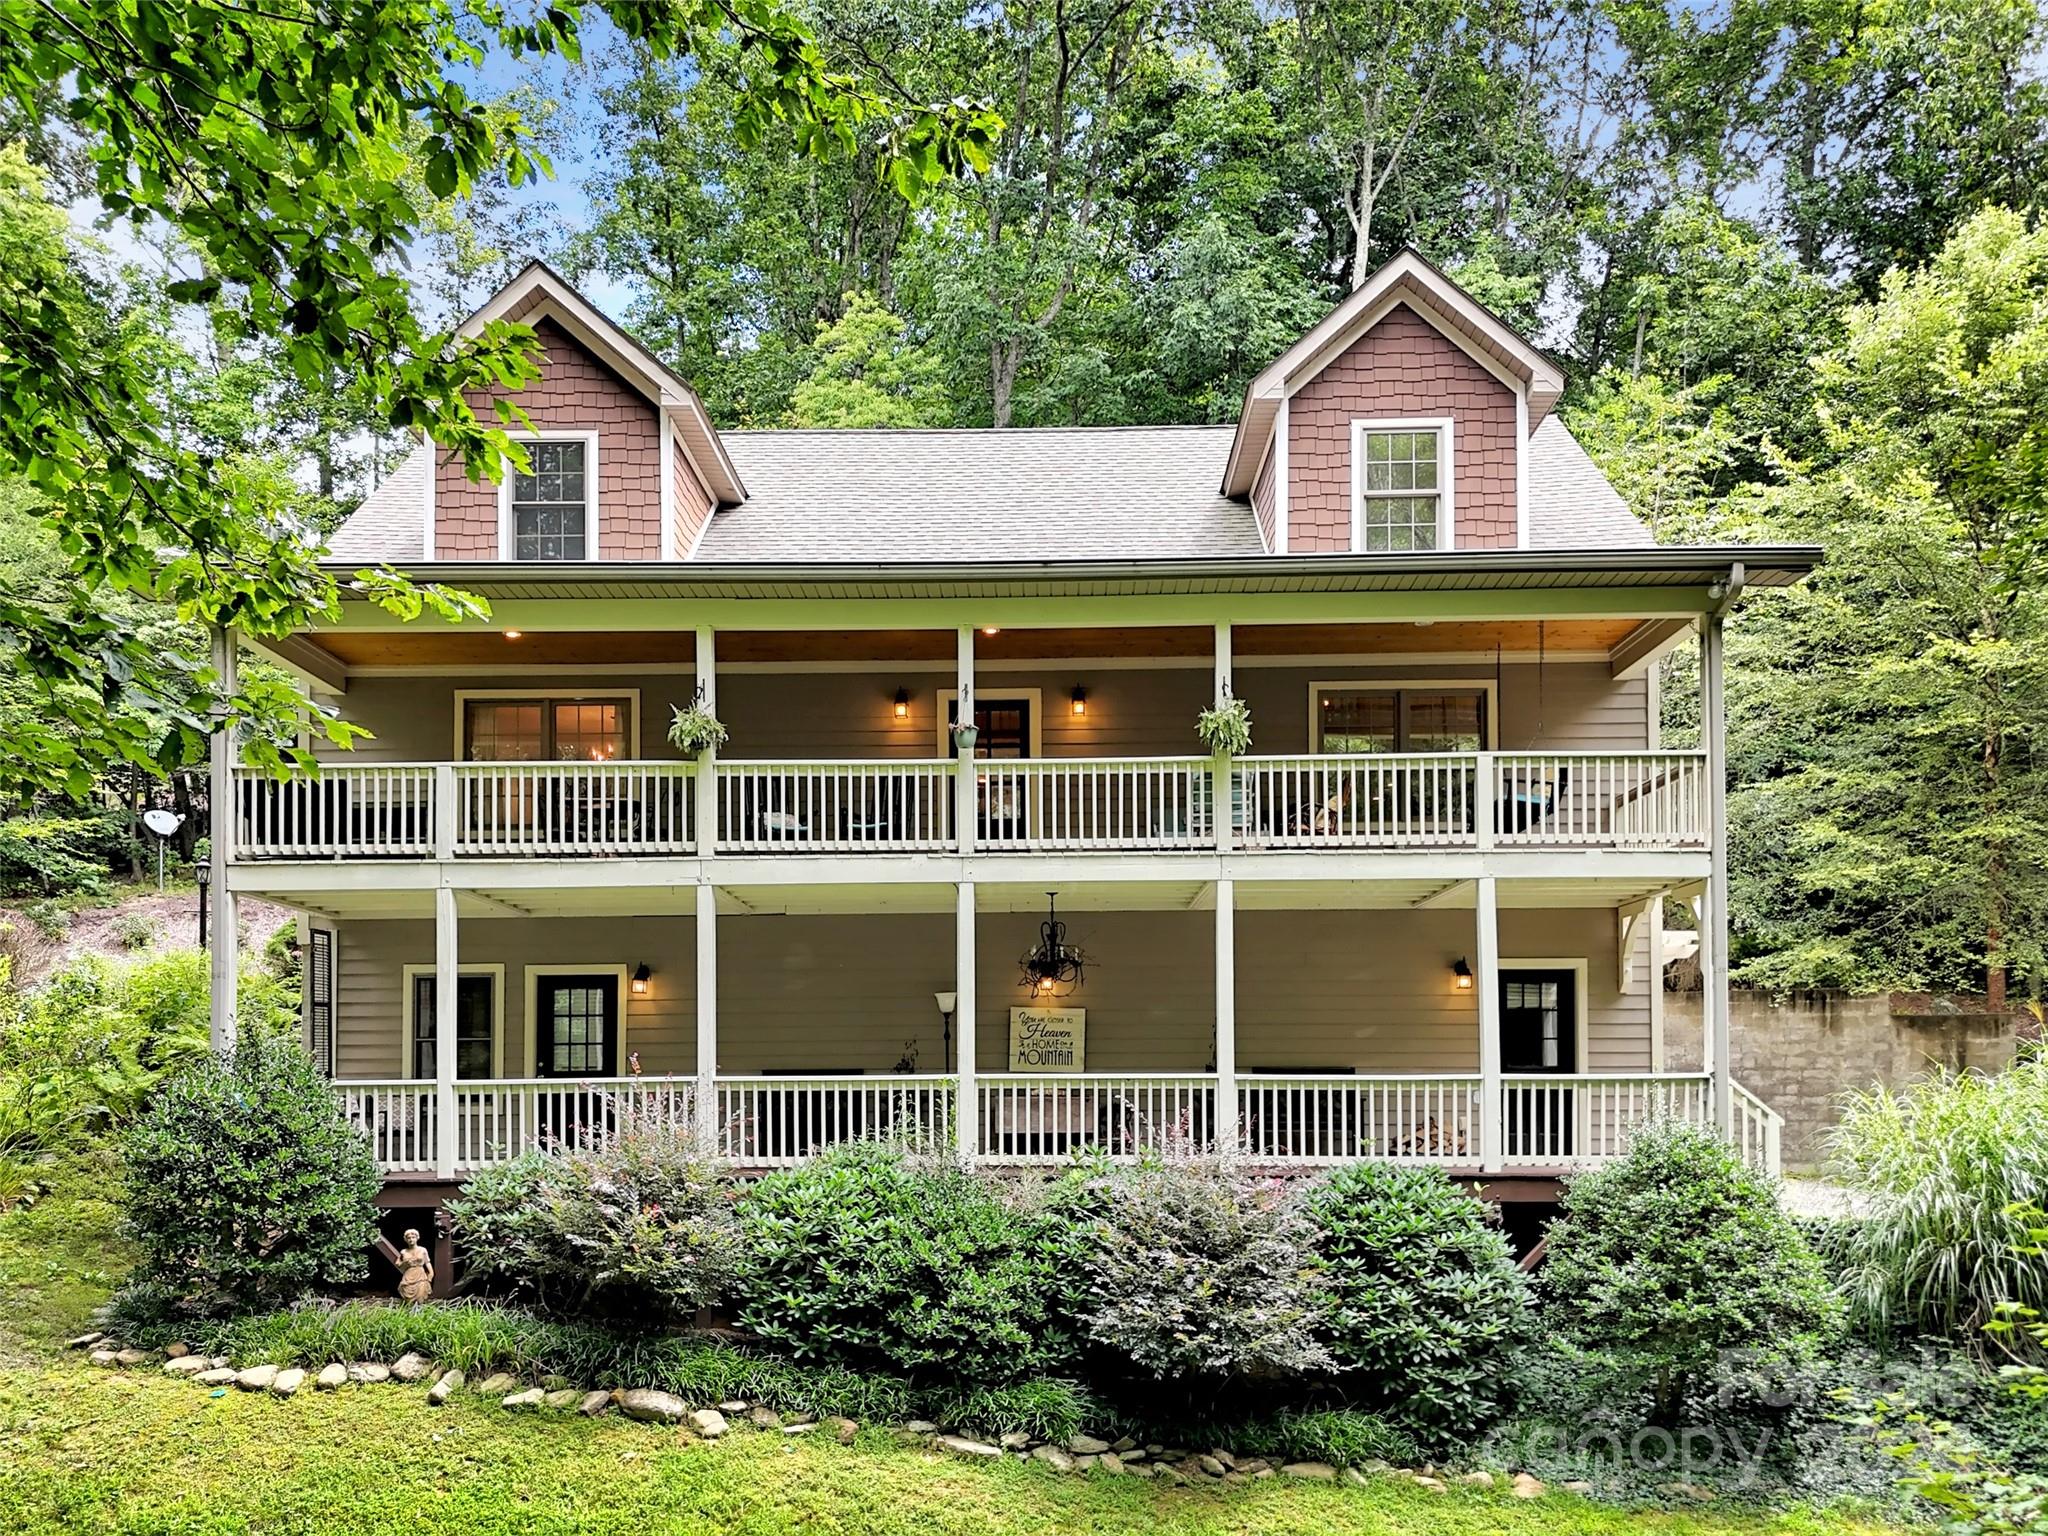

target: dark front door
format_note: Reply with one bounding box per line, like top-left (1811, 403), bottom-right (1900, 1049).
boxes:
top-left (1500, 968), bottom-right (1577, 1160)
top-left (534, 973), bottom-right (620, 1078)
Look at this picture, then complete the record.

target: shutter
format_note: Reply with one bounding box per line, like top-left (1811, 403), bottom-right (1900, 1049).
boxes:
top-left (307, 928), bottom-right (335, 1078)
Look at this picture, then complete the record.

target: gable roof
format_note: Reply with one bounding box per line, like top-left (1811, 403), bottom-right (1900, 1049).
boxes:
top-left (461, 261), bottom-right (746, 505)
top-left (1220, 249), bottom-right (1567, 499)
top-left (329, 416), bottom-right (1650, 565)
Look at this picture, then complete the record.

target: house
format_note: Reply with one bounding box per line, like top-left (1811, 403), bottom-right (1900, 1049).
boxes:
top-left (209, 251), bottom-right (1808, 1222)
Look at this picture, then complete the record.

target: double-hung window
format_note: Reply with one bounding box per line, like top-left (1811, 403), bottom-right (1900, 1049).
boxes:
top-left (510, 440), bottom-right (590, 560)
top-left (1354, 422), bottom-right (1449, 552)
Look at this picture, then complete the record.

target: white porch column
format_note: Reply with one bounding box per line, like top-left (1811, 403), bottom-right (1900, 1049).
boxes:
top-left (696, 881), bottom-right (718, 1154)
top-left (1476, 874), bottom-right (1503, 1172)
top-left (955, 880), bottom-right (977, 1163)
top-left (694, 625), bottom-right (717, 859)
top-left (1214, 877), bottom-right (1237, 1153)
top-left (207, 625), bottom-right (239, 1051)
top-left (434, 884), bottom-right (458, 1179)
top-left (1212, 621), bottom-right (1232, 851)
top-left (955, 626), bottom-right (975, 855)
top-left (1702, 611), bottom-right (1734, 1135)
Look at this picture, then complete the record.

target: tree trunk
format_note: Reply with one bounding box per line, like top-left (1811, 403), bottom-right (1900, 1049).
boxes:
top-left (990, 340), bottom-right (1022, 429)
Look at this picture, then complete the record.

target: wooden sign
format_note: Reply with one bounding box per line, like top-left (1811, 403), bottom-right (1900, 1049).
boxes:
top-left (1009, 1008), bottom-right (1085, 1073)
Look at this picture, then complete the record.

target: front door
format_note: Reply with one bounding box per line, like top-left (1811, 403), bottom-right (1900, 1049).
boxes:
top-left (534, 973), bottom-right (620, 1079)
top-left (1500, 968), bottom-right (1577, 1160)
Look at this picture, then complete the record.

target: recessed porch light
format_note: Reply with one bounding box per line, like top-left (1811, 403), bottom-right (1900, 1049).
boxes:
top-left (502, 629), bottom-right (522, 640)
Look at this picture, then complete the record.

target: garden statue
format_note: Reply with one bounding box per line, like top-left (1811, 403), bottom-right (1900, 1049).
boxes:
top-left (396, 1228), bottom-right (433, 1303)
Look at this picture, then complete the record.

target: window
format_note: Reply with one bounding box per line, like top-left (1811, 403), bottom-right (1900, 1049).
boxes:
top-left (463, 697), bottom-right (632, 762)
top-left (306, 928), bottom-right (334, 1079)
top-left (1354, 422), bottom-right (1449, 551)
top-left (409, 973), bottom-right (496, 1080)
top-left (510, 440), bottom-right (590, 560)
top-left (1314, 686), bottom-right (1487, 753)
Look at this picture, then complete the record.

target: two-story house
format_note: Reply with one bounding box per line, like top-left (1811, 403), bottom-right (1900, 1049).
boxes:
top-left (209, 251), bottom-right (1809, 1233)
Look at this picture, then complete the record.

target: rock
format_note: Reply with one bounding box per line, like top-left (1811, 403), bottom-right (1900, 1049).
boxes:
top-left (503, 1388), bottom-right (546, 1410)
top-left (428, 1370), bottom-right (464, 1406)
top-left (717, 1399), bottom-right (749, 1414)
top-left (999, 1431), bottom-right (1031, 1451)
top-left (749, 1405), bottom-right (783, 1430)
top-left (578, 1390), bottom-right (612, 1418)
top-left (824, 1416), bottom-right (857, 1445)
top-left (1154, 1465), bottom-right (1188, 1486)
top-left (163, 1356), bottom-right (211, 1378)
top-left (1111, 1435), bottom-right (1137, 1452)
top-left (1073, 1454), bottom-right (1098, 1472)
top-left (195, 1368), bottom-right (237, 1387)
top-left (1144, 1444), bottom-right (1164, 1457)
top-left (235, 1365), bottom-right (279, 1392)
top-left (347, 1363), bottom-right (391, 1386)
top-left (115, 1348), bottom-right (151, 1367)
top-left (1238, 1458), bottom-right (1270, 1476)
top-left (1412, 1475), bottom-right (1447, 1493)
top-left (67, 1333), bottom-right (104, 1349)
top-left (1562, 1480), bottom-right (1593, 1495)
top-left (88, 1350), bottom-right (118, 1368)
top-left (1511, 1472), bottom-right (1546, 1499)
top-left (1459, 1470), bottom-right (1495, 1489)
top-left (391, 1352), bottom-right (433, 1383)
top-left (903, 1420), bottom-right (939, 1436)
top-left (1120, 1448), bottom-right (1147, 1463)
top-left (164, 1342), bottom-right (190, 1359)
top-left (620, 1388), bottom-right (687, 1424)
top-left (315, 1364), bottom-right (347, 1392)
top-left (545, 1389), bottom-right (583, 1412)
top-left (475, 1373), bottom-right (518, 1397)
top-left (690, 1409), bottom-right (729, 1438)
top-left (1097, 1452), bottom-right (1125, 1475)
top-left (1031, 1445), bottom-right (1075, 1472)
top-left (1211, 1448), bottom-right (1240, 1471)
top-left (937, 1435), bottom-right (1002, 1459)
top-left (1662, 1481), bottom-right (1716, 1502)
top-left (782, 1422), bottom-right (818, 1436)
top-left (1341, 1467), bottom-right (1370, 1488)
top-left (210, 1356), bottom-right (231, 1371)
top-left (1222, 1471), bottom-right (1248, 1487)
top-left (1281, 1462), bottom-right (1337, 1481)
top-left (269, 1368), bottom-right (305, 1399)
top-left (1197, 1455), bottom-right (1228, 1478)
top-left (1068, 1434), bottom-right (1111, 1456)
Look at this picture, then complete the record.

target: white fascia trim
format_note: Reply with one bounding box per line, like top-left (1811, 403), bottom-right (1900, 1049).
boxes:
top-left (1274, 398), bottom-right (1290, 555)
top-left (497, 429), bottom-right (602, 563)
top-left (422, 436), bottom-right (437, 560)
top-left (399, 962), bottom-right (509, 1079)
top-left (1515, 389), bottom-right (1530, 550)
top-left (1350, 417), bottom-right (1455, 554)
top-left (659, 415), bottom-right (677, 561)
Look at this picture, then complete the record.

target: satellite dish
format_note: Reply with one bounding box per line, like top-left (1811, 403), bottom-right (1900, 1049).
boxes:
top-left (142, 809), bottom-right (184, 837)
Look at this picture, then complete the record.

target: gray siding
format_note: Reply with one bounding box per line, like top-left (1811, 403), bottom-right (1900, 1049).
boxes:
top-left (333, 906), bottom-right (1651, 1080)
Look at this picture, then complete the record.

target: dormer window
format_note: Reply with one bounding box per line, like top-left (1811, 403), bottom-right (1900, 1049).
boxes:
top-left (507, 437), bottom-right (595, 560)
top-left (1352, 418), bottom-right (1453, 552)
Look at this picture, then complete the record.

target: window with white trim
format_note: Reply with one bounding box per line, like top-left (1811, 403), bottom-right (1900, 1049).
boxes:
top-left (1357, 427), bottom-right (1443, 551)
top-left (511, 440), bottom-right (589, 560)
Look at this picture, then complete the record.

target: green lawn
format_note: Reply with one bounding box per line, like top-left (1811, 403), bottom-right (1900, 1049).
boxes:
top-left (0, 1168), bottom-right (1906, 1536)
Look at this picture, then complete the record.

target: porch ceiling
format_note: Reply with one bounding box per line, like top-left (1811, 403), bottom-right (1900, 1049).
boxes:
top-left (255, 873), bottom-right (1682, 922)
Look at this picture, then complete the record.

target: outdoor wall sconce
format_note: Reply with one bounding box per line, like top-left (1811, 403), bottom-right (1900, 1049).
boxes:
top-left (1070, 686), bottom-right (1087, 717)
top-left (1452, 957), bottom-right (1473, 990)
top-left (630, 963), bottom-right (652, 996)
top-left (894, 687), bottom-right (910, 720)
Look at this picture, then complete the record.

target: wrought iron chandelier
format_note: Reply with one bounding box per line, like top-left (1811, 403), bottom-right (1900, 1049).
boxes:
top-left (1019, 892), bottom-right (1088, 997)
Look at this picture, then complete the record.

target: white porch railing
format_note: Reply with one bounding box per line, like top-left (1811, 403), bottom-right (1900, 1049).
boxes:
top-left (1496, 1072), bottom-right (1713, 1167)
top-left (338, 1081), bottom-right (439, 1173)
top-left (976, 1074), bottom-right (1219, 1163)
top-left (1236, 755), bottom-right (1480, 848)
top-left (451, 761), bottom-right (696, 856)
top-left (715, 761), bottom-right (956, 853)
top-left (1732, 1080), bottom-right (1784, 1176)
top-left (449, 1077), bottom-right (699, 1168)
top-left (1236, 1074), bottom-right (1482, 1165)
top-left (234, 765), bottom-right (438, 858)
top-left (975, 758), bottom-right (1213, 851)
top-left (714, 1075), bottom-right (956, 1164)
top-left (1491, 752), bottom-right (1707, 848)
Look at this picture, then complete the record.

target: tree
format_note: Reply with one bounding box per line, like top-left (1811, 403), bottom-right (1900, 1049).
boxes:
top-left (786, 293), bottom-right (948, 427)
top-left (0, 0), bottom-right (996, 796)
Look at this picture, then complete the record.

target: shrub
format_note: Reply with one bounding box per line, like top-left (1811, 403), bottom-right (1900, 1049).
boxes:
top-left (111, 911), bottom-right (156, 951)
top-left (1236, 1407), bottom-right (1421, 1470)
top-left (121, 1032), bottom-right (381, 1309)
top-left (1079, 1160), bottom-right (1330, 1380)
top-left (1303, 1161), bottom-right (1532, 1440)
top-left (0, 811), bottom-right (121, 896)
top-left (733, 1141), bottom-right (1076, 1383)
top-left (1540, 1118), bottom-right (1839, 1422)
top-left (1830, 1060), bottom-right (2048, 1339)
top-left (449, 1128), bottom-right (745, 1320)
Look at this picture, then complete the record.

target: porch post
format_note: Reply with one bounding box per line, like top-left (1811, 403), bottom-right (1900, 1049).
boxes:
top-left (207, 625), bottom-right (239, 1051)
top-left (1214, 877), bottom-right (1237, 1153)
top-left (1702, 611), bottom-right (1733, 1135)
top-left (1476, 874), bottom-right (1503, 1173)
top-left (955, 880), bottom-right (977, 1163)
top-left (1212, 621), bottom-right (1232, 851)
top-left (434, 883), bottom-right (458, 1180)
top-left (955, 626), bottom-right (975, 855)
top-left (694, 626), bottom-right (717, 859)
top-left (695, 881), bottom-right (718, 1155)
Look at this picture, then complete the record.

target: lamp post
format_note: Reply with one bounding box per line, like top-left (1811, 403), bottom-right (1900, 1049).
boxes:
top-left (933, 991), bottom-right (957, 1072)
top-left (196, 864), bottom-right (210, 951)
